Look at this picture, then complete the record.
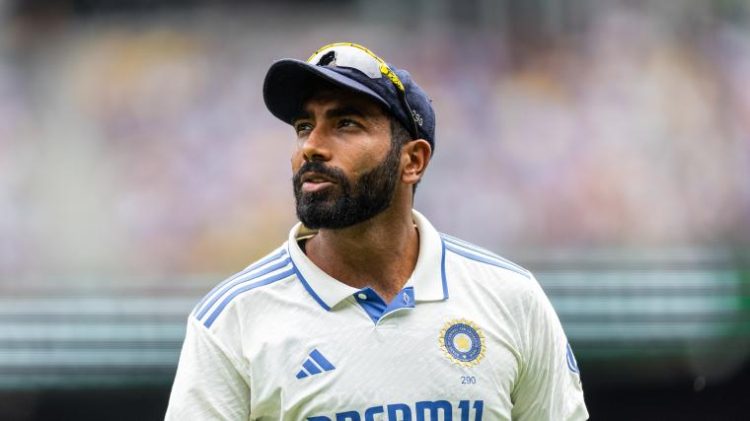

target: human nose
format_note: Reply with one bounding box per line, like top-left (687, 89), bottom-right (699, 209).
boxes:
top-left (300, 125), bottom-right (332, 162)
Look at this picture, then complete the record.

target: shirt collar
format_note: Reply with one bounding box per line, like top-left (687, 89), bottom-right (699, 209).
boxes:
top-left (287, 209), bottom-right (448, 311)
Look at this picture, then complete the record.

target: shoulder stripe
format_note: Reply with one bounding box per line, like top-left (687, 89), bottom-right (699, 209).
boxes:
top-left (204, 268), bottom-right (296, 328)
top-left (444, 241), bottom-right (531, 279)
top-left (193, 248), bottom-right (288, 317)
top-left (195, 254), bottom-right (291, 320)
top-left (440, 239), bottom-right (449, 299)
top-left (441, 234), bottom-right (528, 275)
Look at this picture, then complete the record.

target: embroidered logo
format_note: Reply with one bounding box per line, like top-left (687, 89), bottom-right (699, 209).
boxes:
top-left (439, 319), bottom-right (486, 367)
top-left (411, 109), bottom-right (424, 127)
top-left (296, 348), bottom-right (336, 379)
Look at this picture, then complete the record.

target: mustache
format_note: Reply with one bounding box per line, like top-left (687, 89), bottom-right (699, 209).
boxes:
top-left (293, 161), bottom-right (348, 188)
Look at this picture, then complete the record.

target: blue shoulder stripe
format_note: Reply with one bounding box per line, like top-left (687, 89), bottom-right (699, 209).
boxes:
top-left (195, 254), bottom-right (291, 320)
top-left (204, 268), bottom-right (295, 328)
top-left (444, 241), bottom-right (530, 279)
top-left (193, 248), bottom-right (287, 317)
top-left (441, 234), bottom-right (527, 272)
top-left (441, 234), bottom-right (529, 276)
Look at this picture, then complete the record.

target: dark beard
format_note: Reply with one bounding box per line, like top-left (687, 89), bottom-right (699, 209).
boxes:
top-left (292, 141), bottom-right (401, 229)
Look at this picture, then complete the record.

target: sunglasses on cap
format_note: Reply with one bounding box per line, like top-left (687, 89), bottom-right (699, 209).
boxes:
top-left (306, 42), bottom-right (420, 139)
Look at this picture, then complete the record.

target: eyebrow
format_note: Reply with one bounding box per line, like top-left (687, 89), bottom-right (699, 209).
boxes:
top-left (292, 105), bottom-right (368, 124)
top-left (325, 106), bottom-right (367, 119)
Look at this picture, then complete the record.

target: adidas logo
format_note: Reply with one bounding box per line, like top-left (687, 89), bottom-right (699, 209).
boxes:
top-left (296, 349), bottom-right (335, 379)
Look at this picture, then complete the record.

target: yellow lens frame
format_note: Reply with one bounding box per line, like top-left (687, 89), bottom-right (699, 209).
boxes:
top-left (307, 42), bottom-right (406, 92)
top-left (306, 42), bottom-right (420, 140)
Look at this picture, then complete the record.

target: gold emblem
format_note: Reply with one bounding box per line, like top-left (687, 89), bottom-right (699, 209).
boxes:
top-left (439, 319), bottom-right (486, 367)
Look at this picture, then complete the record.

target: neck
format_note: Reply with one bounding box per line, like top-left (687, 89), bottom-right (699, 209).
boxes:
top-left (304, 200), bottom-right (419, 304)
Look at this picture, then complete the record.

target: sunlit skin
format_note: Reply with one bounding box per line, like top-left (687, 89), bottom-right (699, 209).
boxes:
top-left (291, 88), bottom-right (432, 303)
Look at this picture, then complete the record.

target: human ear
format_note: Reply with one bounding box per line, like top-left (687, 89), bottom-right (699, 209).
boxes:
top-left (401, 139), bottom-right (432, 186)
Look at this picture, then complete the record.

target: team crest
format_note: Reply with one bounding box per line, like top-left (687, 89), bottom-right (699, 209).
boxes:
top-left (439, 319), bottom-right (486, 367)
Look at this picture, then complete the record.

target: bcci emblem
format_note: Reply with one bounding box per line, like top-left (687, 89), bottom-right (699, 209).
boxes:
top-left (439, 319), bottom-right (486, 367)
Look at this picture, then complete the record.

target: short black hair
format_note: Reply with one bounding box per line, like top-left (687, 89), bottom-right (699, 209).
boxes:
top-left (390, 114), bottom-right (412, 147)
top-left (389, 116), bottom-right (421, 195)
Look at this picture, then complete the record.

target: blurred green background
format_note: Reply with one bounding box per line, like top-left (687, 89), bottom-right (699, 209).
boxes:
top-left (1, 0), bottom-right (749, 419)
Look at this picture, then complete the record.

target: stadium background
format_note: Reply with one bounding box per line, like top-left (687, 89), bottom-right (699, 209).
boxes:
top-left (1, 0), bottom-right (749, 419)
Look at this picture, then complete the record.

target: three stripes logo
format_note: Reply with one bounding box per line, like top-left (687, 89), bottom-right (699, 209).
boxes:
top-left (296, 349), bottom-right (336, 379)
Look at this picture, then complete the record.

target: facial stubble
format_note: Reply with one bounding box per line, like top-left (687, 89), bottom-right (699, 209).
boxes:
top-left (293, 140), bottom-right (402, 229)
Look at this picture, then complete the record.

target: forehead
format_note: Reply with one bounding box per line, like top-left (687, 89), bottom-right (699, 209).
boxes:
top-left (299, 86), bottom-right (389, 119)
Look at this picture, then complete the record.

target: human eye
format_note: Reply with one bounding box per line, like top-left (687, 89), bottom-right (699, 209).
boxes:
top-left (293, 121), bottom-right (313, 136)
top-left (336, 118), bottom-right (360, 130)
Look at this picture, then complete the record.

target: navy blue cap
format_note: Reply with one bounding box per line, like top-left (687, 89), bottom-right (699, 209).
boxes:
top-left (263, 56), bottom-right (436, 152)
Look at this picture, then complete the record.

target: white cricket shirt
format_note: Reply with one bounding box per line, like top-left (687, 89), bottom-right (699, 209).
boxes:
top-left (166, 210), bottom-right (588, 420)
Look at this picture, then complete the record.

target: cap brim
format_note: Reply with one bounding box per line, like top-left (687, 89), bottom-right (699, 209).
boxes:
top-left (263, 59), bottom-right (390, 125)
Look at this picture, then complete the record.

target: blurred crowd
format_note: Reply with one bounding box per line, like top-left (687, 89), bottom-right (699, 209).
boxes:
top-left (0, 2), bottom-right (749, 282)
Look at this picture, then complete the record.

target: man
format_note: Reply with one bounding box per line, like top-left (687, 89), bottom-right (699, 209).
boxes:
top-left (166, 42), bottom-right (588, 420)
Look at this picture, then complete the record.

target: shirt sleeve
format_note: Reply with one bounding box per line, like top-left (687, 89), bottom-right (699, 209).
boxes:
top-left (165, 316), bottom-right (251, 420)
top-left (510, 277), bottom-right (589, 420)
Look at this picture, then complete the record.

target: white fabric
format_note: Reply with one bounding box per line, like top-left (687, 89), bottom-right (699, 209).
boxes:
top-left (166, 210), bottom-right (588, 420)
